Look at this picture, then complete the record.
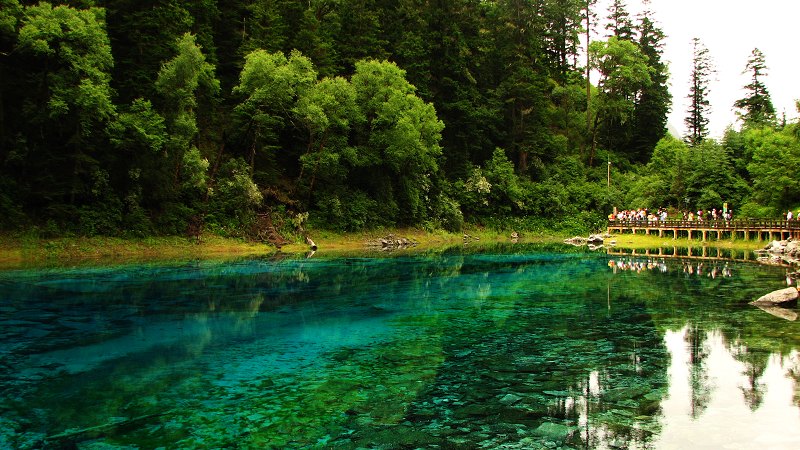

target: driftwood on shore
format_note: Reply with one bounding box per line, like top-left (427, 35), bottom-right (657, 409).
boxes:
top-left (305, 236), bottom-right (317, 251)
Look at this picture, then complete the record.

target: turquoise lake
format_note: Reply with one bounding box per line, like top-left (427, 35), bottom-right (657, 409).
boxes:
top-left (1, 244), bottom-right (799, 449)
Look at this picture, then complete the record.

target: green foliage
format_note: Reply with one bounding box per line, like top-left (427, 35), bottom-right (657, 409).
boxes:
top-left (734, 48), bottom-right (776, 128)
top-left (588, 36), bottom-right (654, 164)
top-left (431, 193), bottom-right (464, 232)
top-left (154, 32), bottom-right (219, 223)
top-left (77, 169), bottom-right (123, 236)
top-left (18, 3), bottom-right (115, 124)
top-left (737, 201), bottom-right (777, 219)
top-left (349, 59), bottom-right (444, 224)
top-left (0, 0), bottom-right (793, 237)
top-left (233, 49), bottom-right (317, 178)
top-left (0, 0), bottom-right (21, 36)
top-left (483, 148), bottom-right (526, 215)
top-left (108, 99), bottom-right (167, 153)
top-left (746, 127), bottom-right (800, 210)
top-left (7, 2), bottom-right (115, 224)
top-left (312, 190), bottom-right (387, 231)
top-left (205, 158), bottom-right (263, 235)
top-left (0, 177), bottom-right (25, 230)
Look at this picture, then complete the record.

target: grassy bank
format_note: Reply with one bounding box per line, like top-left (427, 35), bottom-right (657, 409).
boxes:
top-left (0, 227), bottom-right (558, 270)
top-left (0, 227), bottom-right (772, 270)
top-left (279, 228), bottom-right (566, 253)
top-left (0, 234), bottom-right (273, 270)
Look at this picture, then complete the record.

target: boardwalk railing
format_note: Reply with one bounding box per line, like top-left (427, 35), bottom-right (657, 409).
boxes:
top-left (607, 219), bottom-right (800, 241)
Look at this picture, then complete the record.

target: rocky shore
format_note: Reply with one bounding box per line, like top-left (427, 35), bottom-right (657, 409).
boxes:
top-left (564, 234), bottom-right (612, 250)
top-left (754, 239), bottom-right (800, 266)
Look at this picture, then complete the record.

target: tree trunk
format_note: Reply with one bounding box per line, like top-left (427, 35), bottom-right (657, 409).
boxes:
top-left (249, 140), bottom-right (257, 177)
top-left (307, 132), bottom-right (328, 202)
top-left (585, 1), bottom-right (592, 162)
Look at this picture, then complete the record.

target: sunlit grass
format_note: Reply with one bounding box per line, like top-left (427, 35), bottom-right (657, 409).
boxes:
top-left (0, 234), bottom-right (273, 269)
top-left (0, 226), bottom-right (775, 270)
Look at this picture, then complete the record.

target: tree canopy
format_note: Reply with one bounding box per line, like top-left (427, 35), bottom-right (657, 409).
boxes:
top-left (0, 0), bottom-right (796, 237)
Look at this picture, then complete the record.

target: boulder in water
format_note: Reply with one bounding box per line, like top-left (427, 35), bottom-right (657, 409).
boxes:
top-left (750, 287), bottom-right (798, 307)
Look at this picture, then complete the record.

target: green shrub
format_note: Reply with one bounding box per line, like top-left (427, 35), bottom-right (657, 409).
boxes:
top-left (737, 202), bottom-right (776, 219)
top-left (312, 190), bottom-right (387, 231)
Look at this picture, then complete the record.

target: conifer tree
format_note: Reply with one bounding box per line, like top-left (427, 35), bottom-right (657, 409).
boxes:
top-left (685, 38), bottom-right (713, 146)
top-left (605, 0), bottom-right (634, 41)
top-left (734, 48), bottom-right (776, 127)
top-left (630, 0), bottom-right (671, 162)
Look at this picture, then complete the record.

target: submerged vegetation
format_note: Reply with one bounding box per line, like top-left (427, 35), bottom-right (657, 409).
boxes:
top-left (1, 248), bottom-right (797, 448)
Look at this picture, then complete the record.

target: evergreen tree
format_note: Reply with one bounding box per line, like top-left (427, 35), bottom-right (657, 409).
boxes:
top-left (290, 1), bottom-right (340, 78)
top-left (541, 0), bottom-right (584, 83)
top-left (630, 1), bottom-right (671, 162)
top-left (335, 0), bottom-right (388, 74)
top-left (495, 0), bottom-right (553, 175)
top-left (685, 37), bottom-right (713, 146)
top-left (104, 0), bottom-right (194, 104)
top-left (605, 0), bottom-right (634, 41)
top-left (583, 0), bottom-right (598, 152)
top-left (734, 48), bottom-right (776, 128)
top-left (424, 0), bottom-right (502, 178)
top-left (589, 37), bottom-right (652, 165)
top-left (14, 3), bottom-right (116, 224)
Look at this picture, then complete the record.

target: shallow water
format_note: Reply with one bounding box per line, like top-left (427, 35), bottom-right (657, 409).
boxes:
top-left (0, 245), bottom-right (798, 449)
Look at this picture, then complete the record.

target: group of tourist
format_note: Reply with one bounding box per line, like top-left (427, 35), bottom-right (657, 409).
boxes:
top-left (609, 208), bottom-right (669, 222)
top-left (608, 207), bottom-right (734, 222)
top-left (607, 258), bottom-right (733, 278)
top-left (680, 208), bottom-right (733, 222)
top-left (786, 210), bottom-right (800, 221)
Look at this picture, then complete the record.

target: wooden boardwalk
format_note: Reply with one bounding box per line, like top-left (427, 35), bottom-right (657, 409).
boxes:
top-left (606, 246), bottom-right (761, 264)
top-left (607, 219), bottom-right (800, 241)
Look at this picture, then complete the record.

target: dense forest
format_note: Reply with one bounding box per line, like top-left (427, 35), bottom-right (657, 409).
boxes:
top-left (0, 0), bottom-right (797, 239)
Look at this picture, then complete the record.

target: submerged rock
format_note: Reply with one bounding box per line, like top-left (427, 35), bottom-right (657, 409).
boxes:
top-left (533, 422), bottom-right (576, 442)
top-left (750, 287), bottom-right (799, 307)
top-left (498, 393), bottom-right (522, 405)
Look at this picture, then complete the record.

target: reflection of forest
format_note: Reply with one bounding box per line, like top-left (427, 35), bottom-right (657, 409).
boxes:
top-left (610, 254), bottom-right (800, 420)
top-left (655, 327), bottom-right (800, 448)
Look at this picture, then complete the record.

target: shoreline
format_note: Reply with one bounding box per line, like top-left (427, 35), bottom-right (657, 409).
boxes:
top-left (0, 229), bottom-right (772, 271)
top-left (0, 228), bottom-right (528, 270)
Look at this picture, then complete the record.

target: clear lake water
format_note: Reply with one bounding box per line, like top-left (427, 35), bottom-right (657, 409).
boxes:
top-left (0, 244), bottom-right (798, 449)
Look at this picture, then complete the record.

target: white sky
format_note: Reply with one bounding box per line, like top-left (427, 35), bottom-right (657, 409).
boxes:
top-left (595, 0), bottom-right (800, 139)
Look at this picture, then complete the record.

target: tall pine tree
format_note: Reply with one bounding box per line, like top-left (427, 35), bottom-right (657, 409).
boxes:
top-left (734, 48), bottom-right (776, 128)
top-left (605, 0), bottom-right (633, 41)
top-left (685, 37), bottom-right (713, 146)
top-left (630, 0), bottom-right (671, 162)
